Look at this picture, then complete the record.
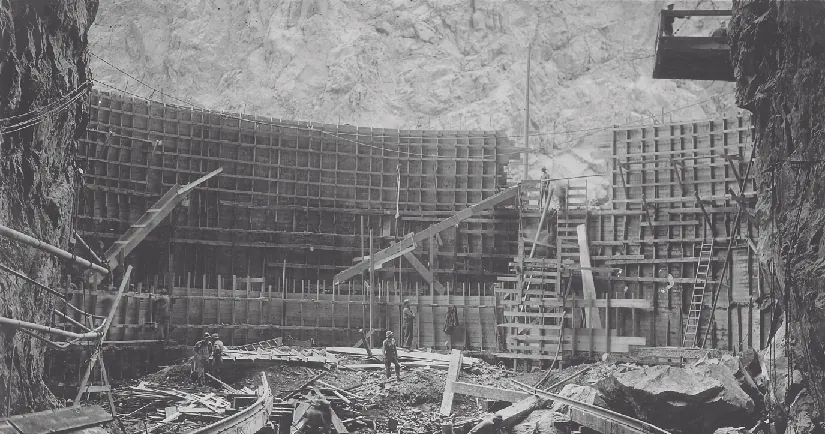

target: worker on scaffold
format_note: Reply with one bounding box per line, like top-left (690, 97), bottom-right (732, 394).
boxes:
top-left (539, 167), bottom-right (552, 210)
top-left (661, 3), bottom-right (689, 37)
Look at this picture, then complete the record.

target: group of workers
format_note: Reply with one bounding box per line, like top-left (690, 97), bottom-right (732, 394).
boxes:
top-left (661, 2), bottom-right (728, 39)
top-left (191, 332), bottom-right (225, 385)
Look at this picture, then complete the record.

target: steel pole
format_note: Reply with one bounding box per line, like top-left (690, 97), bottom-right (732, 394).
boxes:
top-left (0, 315), bottom-right (101, 340)
top-left (0, 225), bottom-right (108, 275)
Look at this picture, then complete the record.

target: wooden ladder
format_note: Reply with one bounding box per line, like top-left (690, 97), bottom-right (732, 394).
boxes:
top-left (682, 239), bottom-right (714, 347)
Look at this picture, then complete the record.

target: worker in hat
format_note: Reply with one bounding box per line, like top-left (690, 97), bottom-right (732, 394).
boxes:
top-left (301, 399), bottom-right (332, 434)
top-left (712, 20), bottom-right (727, 39)
top-left (152, 287), bottom-right (174, 342)
top-left (468, 414), bottom-right (504, 434)
top-left (539, 167), bottom-right (552, 210)
top-left (382, 330), bottom-right (401, 381)
top-left (662, 3), bottom-right (689, 37)
top-left (210, 333), bottom-right (224, 379)
top-left (401, 299), bottom-right (416, 350)
top-left (192, 332), bottom-right (211, 385)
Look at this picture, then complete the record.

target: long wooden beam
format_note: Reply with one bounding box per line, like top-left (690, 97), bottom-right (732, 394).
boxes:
top-left (334, 186), bottom-right (520, 284)
top-left (452, 382), bottom-right (530, 403)
top-left (439, 350), bottom-right (463, 416)
top-left (577, 225), bottom-right (602, 329)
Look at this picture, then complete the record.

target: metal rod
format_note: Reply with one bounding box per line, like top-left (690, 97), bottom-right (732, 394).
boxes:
top-left (0, 261), bottom-right (68, 299)
top-left (52, 309), bottom-right (91, 332)
top-left (73, 231), bottom-right (104, 266)
top-left (64, 300), bottom-right (106, 320)
top-left (0, 225), bottom-right (109, 275)
top-left (0, 315), bottom-right (101, 340)
top-left (17, 328), bottom-right (69, 350)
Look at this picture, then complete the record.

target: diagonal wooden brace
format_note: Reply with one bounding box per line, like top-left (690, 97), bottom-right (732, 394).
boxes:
top-left (404, 252), bottom-right (445, 294)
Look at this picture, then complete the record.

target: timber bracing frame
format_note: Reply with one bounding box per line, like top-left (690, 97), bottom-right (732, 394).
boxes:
top-left (334, 185), bottom-right (521, 285)
top-left (617, 161), bottom-right (656, 236)
top-left (670, 160), bottom-right (717, 237)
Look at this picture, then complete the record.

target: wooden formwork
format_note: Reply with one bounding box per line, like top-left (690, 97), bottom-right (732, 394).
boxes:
top-left (54, 273), bottom-right (501, 349)
top-left (76, 90), bottom-right (518, 286)
top-left (587, 115), bottom-right (765, 352)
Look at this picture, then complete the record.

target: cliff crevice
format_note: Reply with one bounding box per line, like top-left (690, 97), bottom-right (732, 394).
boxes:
top-left (0, 0), bottom-right (97, 416)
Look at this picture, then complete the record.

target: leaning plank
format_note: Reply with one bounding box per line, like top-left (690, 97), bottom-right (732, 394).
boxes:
top-left (452, 382), bottom-right (530, 403)
top-left (330, 409), bottom-right (348, 434)
top-left (439, 350), bottom-right (463, 416)
top-left (291, 402), bottom-right (311, 434)
top-left (577, 225), bottom-right (602, 329)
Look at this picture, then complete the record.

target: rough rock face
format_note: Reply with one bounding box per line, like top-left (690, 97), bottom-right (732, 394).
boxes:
top-left (0, 0), bottom-right (97, 416)
top-left (595, 365), bottom-right (754, 433)
top-left (729, 1), bottom-right (825, 432)
top-left (89, 0), bottom-right (737, 186)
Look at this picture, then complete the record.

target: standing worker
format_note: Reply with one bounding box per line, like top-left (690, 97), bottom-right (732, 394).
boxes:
top-left (539, 167), bottom-right (552, 209)
top-left (192, 332), bottom-right (211, 385)
top-left (300, 399), bottom-right (332, 434)
top-left (661, 3), bottom-right (689, 37)
top-left (153, 288), bottom-right (174, 342)
top-left (468, 414), bottom-right (504, 434)
top-left (382, 330), bottom-right (401, 382)
top-left (211, 333), bottom-right (224, 380)
top-left (401, 300), bottom-right (416, 350)
top-left (711, 20), bottom-right (728, 39)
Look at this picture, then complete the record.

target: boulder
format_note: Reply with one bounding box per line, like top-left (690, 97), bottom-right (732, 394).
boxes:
top-left (595, 365), bottom-right (755, 433)
top-left (511, 409), bottom-right (563, 434)
top-left (690, 356), bottom-right (759, 411)
top-left (739, 348), bottom-right (762, 378)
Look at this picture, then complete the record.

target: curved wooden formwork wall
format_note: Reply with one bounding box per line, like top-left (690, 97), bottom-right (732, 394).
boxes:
top-left (75, 90), bottom-right (518, 289)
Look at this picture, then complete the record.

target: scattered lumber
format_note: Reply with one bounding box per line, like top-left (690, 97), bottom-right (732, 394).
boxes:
top-left (325, 346), bottom-right (480, 367)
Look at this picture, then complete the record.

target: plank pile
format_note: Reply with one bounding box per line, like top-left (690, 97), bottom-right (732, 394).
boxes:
top-left (325, 346), bottom-right (480, 370)
top-left (223, 343), bottom-right (338, 368)
top-left (116, 381), bottom-right (248, 432)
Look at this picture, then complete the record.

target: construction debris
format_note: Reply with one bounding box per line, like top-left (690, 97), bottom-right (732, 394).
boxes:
top-left (116, 382), bottom-right (235, 432)
top-left (326, 346), bottom-right (481, 369)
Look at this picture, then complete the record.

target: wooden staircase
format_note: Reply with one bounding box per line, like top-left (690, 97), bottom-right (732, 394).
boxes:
top-left (556, 179), bottom-right (589, 270)
top-left (682, 239), bottom-right (714, 347)
top-left (494, 182), bottom-right (566, 360)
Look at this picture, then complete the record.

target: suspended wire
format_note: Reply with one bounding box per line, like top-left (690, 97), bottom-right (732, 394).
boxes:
top-left (1, 83), bottom-right (92, 134)
top-left (0, 80), bottom-right (92, 123)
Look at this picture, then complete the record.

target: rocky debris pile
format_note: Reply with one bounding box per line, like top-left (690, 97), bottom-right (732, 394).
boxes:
top-left (594, 362), bottom-right (757, 434)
